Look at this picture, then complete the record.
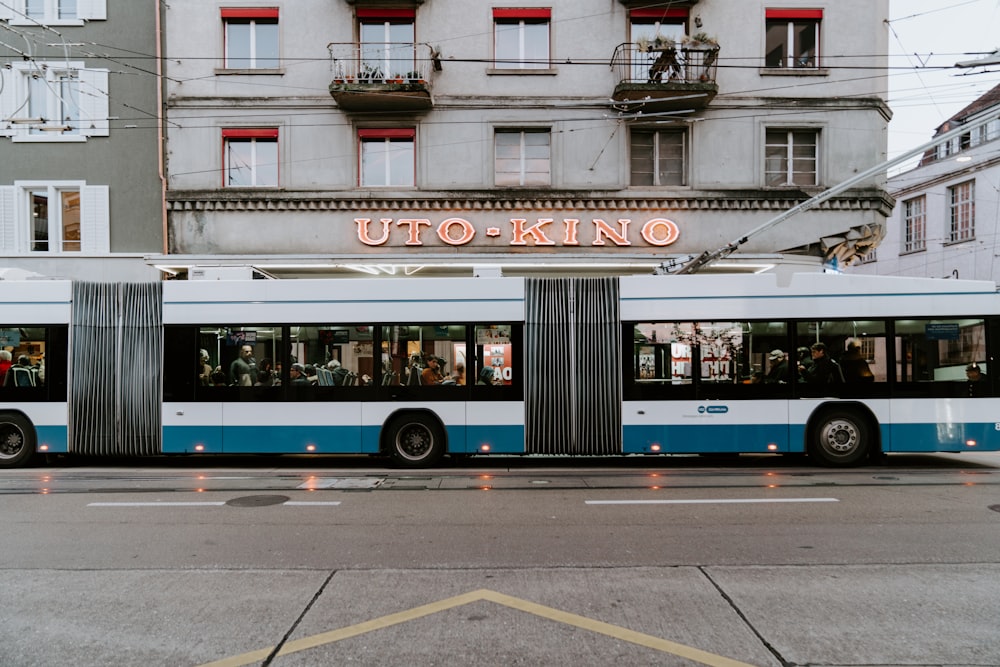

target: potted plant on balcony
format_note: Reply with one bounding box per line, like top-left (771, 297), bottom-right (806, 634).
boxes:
top-left (682, 32), bottom-right (719, 48)
top-left (635, 34), bottom-right (674, 53)
top-left (359, 63), bottom-right (383, 82)
top-left (390, 72), bottom-right (405, 83)
top-left (405, 70), bottom-right (424, 83)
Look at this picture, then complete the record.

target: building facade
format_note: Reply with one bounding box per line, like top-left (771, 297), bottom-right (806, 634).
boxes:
top-left (850, 84), bottom-right (1000, 282)
top-left (0, 0), bottom-right (164, 281)
top-left (159, 0), bottom-right (891, 279)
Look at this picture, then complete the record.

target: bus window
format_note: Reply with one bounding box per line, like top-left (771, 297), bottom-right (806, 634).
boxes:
top-left (198, 326), bottom-right (282, 390)
top-left (894, 318), bottom-right (987, 388)
top-left (382, 324), bottom-right (469, 386)
top-left (795, 320), bottom-right (888, 389)
top-left (0, 327), bottom-right (47, 388)
top-left (633, 322), bottom-right (692, 385)
top-left (475, 324), bottom-right (512, 386)
top-left (293, 324), bottom-right (373, 387)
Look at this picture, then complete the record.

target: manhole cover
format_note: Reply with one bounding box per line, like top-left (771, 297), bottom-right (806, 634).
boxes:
top-left (226, 495), bottom-right (289, 507)
top-left (989, 505), bottom-right (1000, 513)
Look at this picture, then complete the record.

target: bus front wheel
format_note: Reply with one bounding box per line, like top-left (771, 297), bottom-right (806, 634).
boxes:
top-left (810, 409), bottom-right (871, 467)
top-left (386, 413), bottom-right (444, 467)
top-left (0, 414), bottom-right (36, 468)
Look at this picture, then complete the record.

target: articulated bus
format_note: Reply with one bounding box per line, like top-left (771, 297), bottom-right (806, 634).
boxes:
top-left (1, 272), bottom-right (998, 468)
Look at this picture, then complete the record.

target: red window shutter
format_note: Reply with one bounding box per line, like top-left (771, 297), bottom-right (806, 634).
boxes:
top-left (220, 8), bottom-right (279, 19)
top-left (765, 9), bottom-right (823, 19)
top-left (358, 129), bottom-right (416, 139)
top-left (356, 8), bottom-right (416, 19)
top-left (630, 8), bottom-right (689, 19)
top-left (222, 128), bottom-right (279, 139)
top-left (493, 8), bottom-right (552, 19)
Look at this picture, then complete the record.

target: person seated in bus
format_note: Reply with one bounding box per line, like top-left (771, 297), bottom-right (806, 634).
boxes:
top-left (451, 362), bottom-right (466, 385)
top-left (289, 363), bottom-right (311, 386)
top-left (210, 368), bottom-right (227, 386)
top-left (840, 339), bottom-right (874, 383)
top-left (477, 366), bottom-right (496, 385)
top-left (0, 349), bottom-right (11, 386)
top-left (966, 363), bottom-right (989, 397)
top-left (763, 349), bottom-right (788, 384)
top-left (799, 342), bottom-right (844, 384)
top-left (327, 359), bottom-right (351, 386)
top-left (198, 349), bottom-right (212, 386)
top-left (4, 355), bottom-right (37, 387)
top-left (422, 355), bottom-right (446, 385)
top-left (796, 346), bottom-right (813, 381)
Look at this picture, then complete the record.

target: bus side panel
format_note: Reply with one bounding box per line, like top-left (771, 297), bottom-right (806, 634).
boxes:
top-left (0, 403), bottom-right (69, 453)
top-left (624, 401), bottom-right (791, 454)
top-left (465, 401), bottom-right (525, 454)
top-left (163, 402), bottom-right (223, 453)
top-left (887, 398), bottom-right (1000, 453)
top-left (220, 403), bottom-right (363, 454)
top-left (361, 402), bottom-right (469, 455)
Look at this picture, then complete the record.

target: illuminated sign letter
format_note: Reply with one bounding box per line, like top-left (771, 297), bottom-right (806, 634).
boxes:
top-left (509, 218), bottom-right (555, 246)
top-left (356, 218), bottom-right (392, 246)
top-left (437, 218), bottom-right (476, 246)
top-left (592, 219), bottom-right (631, 246)
top-left (396, 219), bottom-right (432, 246)
top-left (562, 219), bottom-right (580, 246)
top-left (640, 218), bottom-right (680, 247)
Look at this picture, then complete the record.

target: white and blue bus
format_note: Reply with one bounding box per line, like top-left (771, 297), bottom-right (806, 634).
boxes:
top-left (1, 272), bottom-right (997, 468)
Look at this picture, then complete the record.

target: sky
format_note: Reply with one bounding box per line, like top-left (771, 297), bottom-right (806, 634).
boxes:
top-left (887, 0), bottom-right (1000, 164)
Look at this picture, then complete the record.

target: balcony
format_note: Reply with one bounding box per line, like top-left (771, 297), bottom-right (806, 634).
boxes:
top-left (610, 41), bottom-right (719, 113)
top-left (328, 42), bottom-right (432, 112)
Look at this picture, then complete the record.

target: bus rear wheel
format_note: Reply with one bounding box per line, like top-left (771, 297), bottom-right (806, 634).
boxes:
top-left (386, 413), bottom-right (444, 467)
top-left (0, 414), bottom-right (36, 468)
top-left (810, 409), bottom-right (871, 467)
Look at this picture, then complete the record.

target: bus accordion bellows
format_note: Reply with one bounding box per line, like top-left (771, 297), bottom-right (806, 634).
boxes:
top-left (1, 272), bottom-right (998, 468)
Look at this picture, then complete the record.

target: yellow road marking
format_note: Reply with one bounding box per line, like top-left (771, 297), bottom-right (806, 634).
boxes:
top-left (198, 588), bottom-right (758, 667)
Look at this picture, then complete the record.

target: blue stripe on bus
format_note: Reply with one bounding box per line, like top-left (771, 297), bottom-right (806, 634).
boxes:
top-left (163, 424), bottom-right (526, 455)
top-left (623, 424), bottom-right (792, 454)
top-left (884, 422), bottom-right (999, 452)
top-left (35, 425), bottom-right (69, 453)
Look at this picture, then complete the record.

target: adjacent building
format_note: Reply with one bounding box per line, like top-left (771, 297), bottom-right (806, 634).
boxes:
top-left (850, 84), bottom-right (1000, 282)
top-left (0, 0), bottom-right (163, 280)
top-left (159, 0), bottom-right (891, 279)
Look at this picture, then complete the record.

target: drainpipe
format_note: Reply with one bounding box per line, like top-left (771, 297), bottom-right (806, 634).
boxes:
top-left (155, 0), bottom-right (168, 257)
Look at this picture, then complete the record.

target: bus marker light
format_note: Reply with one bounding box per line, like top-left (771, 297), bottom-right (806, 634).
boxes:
top-left (194, 444), bottom-right (205, 452)
top-left (767, 443), bottom-right (778, 451)
top-left (480, 444), bottom-right (491, 452)
top-left (306, 444), bottom-right (316, 452)
top-left (650, 444), bottom-right (661, 452)
top-left (966, 440), bottom-right (977, 447)
top-left (38, 444), bottom-right (49, 452)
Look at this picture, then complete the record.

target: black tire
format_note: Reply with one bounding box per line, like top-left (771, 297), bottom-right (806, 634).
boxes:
top-left (810, 409), bottom-right (871, 467)
top-left (0, 413), bottom-right (36, 468)
top-left (386, 413), bottom-right (444, 467)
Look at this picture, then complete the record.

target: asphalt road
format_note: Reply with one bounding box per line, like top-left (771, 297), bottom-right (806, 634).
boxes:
top-left (2, 452), bottom-right (999, 666)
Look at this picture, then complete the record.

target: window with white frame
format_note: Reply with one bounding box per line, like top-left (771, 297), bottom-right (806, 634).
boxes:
top-left (223, 129), bottom-right (279, 187)
top-left (764, 8), bottom-right (821, 68)
top-left (765, 129), bottom-right (818, 186)
top-left (902, 196), bottom-right (926, 253)
top-left (0, 0), bottom-right (106, 24)
top-left (359, 129), bottom-right (415, 187)
top-left (630, 129), bottom-right (686, 186)
top-left (948, 181), bottom-right (975, 243)
top-left (493, 7), bottom-right (550, 70)
top-left (222, 8), bottom-right (279, 69)
top-left (0, 62), bottom-right (109, 141)
top-left (0, 182), bottom-right (109, 253)
top-left (358, 8), bottom-right (415, 81)
top-left (495, 129), bottom-right (550, 186)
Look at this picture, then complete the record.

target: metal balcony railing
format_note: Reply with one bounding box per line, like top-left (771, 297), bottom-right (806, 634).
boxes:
top-left (610, 41), bottom-right (719, 85)
top-left (327, 42), bottom-right (429, 83)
